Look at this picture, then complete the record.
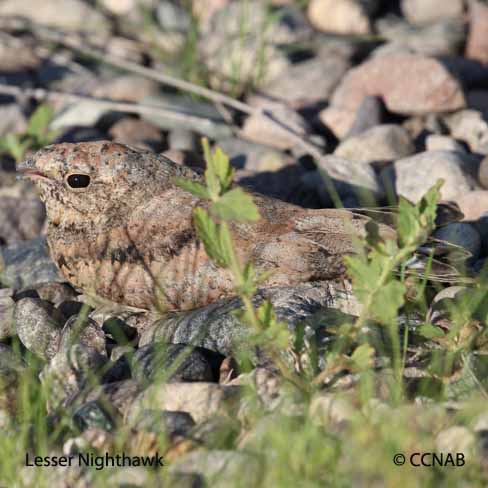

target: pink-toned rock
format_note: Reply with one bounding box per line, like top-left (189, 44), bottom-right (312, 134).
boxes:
top-left (452, 191), bottom-right (488, 221)
top-left (466, 0), bottom-right (488, 64)
top-left (319, 106), bottom-right (357, 139)
top-left (330, 54), bottom-right (465, 116)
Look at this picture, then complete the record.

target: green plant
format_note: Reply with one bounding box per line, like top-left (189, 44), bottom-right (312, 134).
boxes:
top-left (0, 104), bottom-right (57, 163)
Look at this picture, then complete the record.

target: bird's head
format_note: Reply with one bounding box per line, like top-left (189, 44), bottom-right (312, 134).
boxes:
top-left (16, 141), bottom-right (179, 227)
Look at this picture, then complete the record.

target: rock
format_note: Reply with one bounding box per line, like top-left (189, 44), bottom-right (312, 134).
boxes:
top-left (334, 125), bottom-right (414, 166)
top-left (108, 117), bottom-right (163, 152)
top-left (466, 1), bottom-right (488, 65)
top-left (479, 155), bottom-right (488, 188)
top-left (0, 237), bottom-right (63, 290)
top-left (92, 75), bottom-right (159, 103)
top-left (451, 191), bottom-right (488, 221)
top-left (425, 135), bottom-right (466, 152)
top-left (162, 149), bottom-right (203, 169)
top-left (329, 53), bottom-right (465, 119)
top-left (170, 450), bottom-right (259, 486)
top-left (102, 317), bottom-right (137, 345)
top-left (261, 55), bottom-right (350, 107)
top-left (0, 36), bottom-right (40, 73)
top-left (141, 94), bottom-right (233, 139)
top-left (83, 380), bottom-right (141, 417)
top-left (307, 0), bottom-right (375, 35)
top-left (130, 410), bottom-right (195, 437)
top-left (311, 155), bottom-right (384, 206)
top-left (0, 0), bottom-right (109, 33)
top-left (241, 96), bottom-right (309, 150)
top-left (131, 343), bottom-right (216, 383)
top-left (433, 223), bottom-right (481, 260)
top-left (50, 101), bottom-right (109, 130)
top-left (0, 104), bottom-right (28, 136)
top-left (60, 315), bottom-right (107, 358)
top-left (375, 18), bottom-right (466, 57)
top-left (436, 426), bottom-right (475, 454)
top-left (319, 106), bottom-right (358, 139)
top-left (0, 195), bottom-right (46, 245)
top-left (390, 151), bottom-right (479, 203)
top-left (467, 90), bottom-right (488, 113)
top-left (444, 110), bottom-right (488, 154)
top-left (0, 292), bottom-right (15, 341)
top-left (127, 383), bottom-right (241, 424)
top-left (345, 96), bottom-right (385, 138)
top-left (167, 129), bottom-right (197, 152)
top-left (40, 317), bottom-right (108, 411)
top-left (73, 400), bottom-right (115, 432)
top-left (100, 0), bottom-right (135, 15)
top-left (14, 298), bottom-right (65, 360)
top-left (34, 282), bottom-right (77, 306)
top-left (138, 281), bottom-right (360, 356)
top-left (216, 138), bottom-right (293, 171)
top-left (401, 0), bottom-right (465, 25)
top-left (199, 1), bottom-right (290, 91)
top-left (156, 1), bottom-right (191, 31)
top-left (309, 393), bottom-right (355, 425)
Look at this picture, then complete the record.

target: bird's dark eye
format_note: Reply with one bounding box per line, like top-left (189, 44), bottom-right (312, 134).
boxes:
top-left (66, 174), bottom-right (90, 189)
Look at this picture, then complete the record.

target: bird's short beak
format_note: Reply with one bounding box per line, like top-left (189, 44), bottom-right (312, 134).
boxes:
top-left (16, 158), bottom-right (50, 181)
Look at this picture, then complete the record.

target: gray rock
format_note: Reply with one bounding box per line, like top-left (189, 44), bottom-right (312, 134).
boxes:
top-left (132, 343), bottom-right (215, 383)
top-left (0, 0), bottom-right (109, 32)
top-left (389, 151), bottom-right (480, 203)
top-left (0, 237), bottom-right (63, 290)
top-left (425, 135), bottom-right (466, 153)
top-left (375, 18), bottom-right (465, 57)
top-left (241, 95), bottom-right (310, 151)
top-left (73, 400), bottom-right (115, 432)
top-left (345, 96), bottom-right (385, 138)
top-left (0, 290), bottom-right (15, 341)
top-left (40, 316), bottom-right (107, 411)
top-left (335, 124), bottom-right (414, 166)
top-left (34, 282), bottom-right (77, 306)
top-left (139, 281), bottom-right (360, 356)
top-left (479, 155), bottom-right (488, 189)
top-left (313, 155), bottom-right (384, 206)
top-left (167, 129), bottom-right (196, 152)
top-left (130, 410), bottom-right (195, 437)
top-left (433, 223), bottom-right (482, 260)
top-left (127, 383), bottom-right (241, 424)
top-left (401, 0), bottom-right (464, 25)
top-left (14, 298), bottom-right (65, 360)
top-left (0, 104), bottom-right (27, 136)
top-left (262, 55), bottom-right (350, 107)
top-left (444, 110), bottom-right (488, 155)
top-left (170, 450), bottom-right (260, 487)
top-left (0, 195), bottom-right (46, 244)
top-left (156, 1), bottom-right (191, 31)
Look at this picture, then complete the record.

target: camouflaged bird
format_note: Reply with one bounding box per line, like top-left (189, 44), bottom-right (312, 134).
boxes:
top-left (17, 141), bottom-right (397, 312)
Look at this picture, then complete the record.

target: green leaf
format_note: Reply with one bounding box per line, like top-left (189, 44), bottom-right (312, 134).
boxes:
top-left (350, 344), bottom-right (374, 372)
top-left (173, 177), bottom-right (210, 199)
top-left (370, 280), bottom-right (406, 324)
top-left (201, 138), bottom-right (235, 199)
top-left (27, 105), bottom-right (54, 138)
top-left (418, 323), bottom-right (446, 339)
top-left (193, 208), bottom-right (229, 267)
top-left (211, 188), bottom-right (260, 221)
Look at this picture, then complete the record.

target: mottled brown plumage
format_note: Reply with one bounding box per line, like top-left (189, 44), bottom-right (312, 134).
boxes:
top-left (17, 141), bottom-right (395, 311)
